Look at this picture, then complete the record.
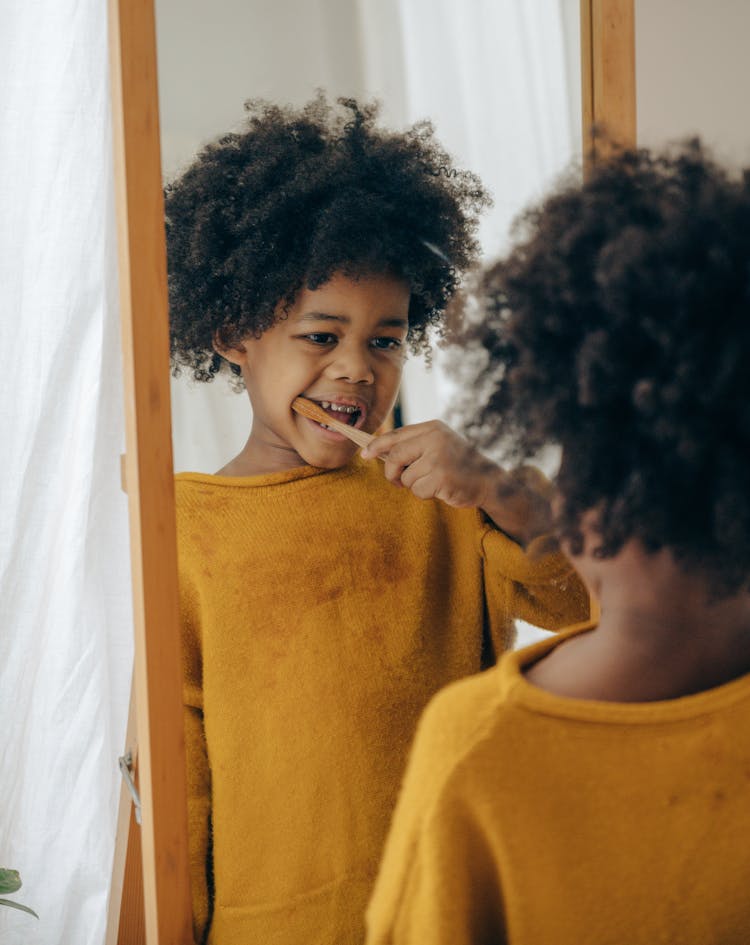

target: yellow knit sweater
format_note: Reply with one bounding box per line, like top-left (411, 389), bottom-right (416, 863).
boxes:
top-left (366, 623), bottom-right (750, 945)
top-left (175, 457), bottom-right (588, 945)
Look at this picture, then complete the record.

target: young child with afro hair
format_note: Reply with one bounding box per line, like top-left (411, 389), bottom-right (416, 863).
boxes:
top-left (166, 94), bottom-right (589, 945)
top-left (366, 140), bottom-right (750, 945)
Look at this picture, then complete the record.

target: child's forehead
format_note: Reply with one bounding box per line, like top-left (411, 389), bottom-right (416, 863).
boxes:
top-left (293, 309), bottom-right (409, 330)
top-left (287, 272), bottom-right (411, 322)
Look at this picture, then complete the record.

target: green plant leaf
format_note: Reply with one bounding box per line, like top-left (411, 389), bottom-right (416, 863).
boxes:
top-left (0, 870), bottom-right (22, 895)
top-left (0, 897), bottom-right (38, 918)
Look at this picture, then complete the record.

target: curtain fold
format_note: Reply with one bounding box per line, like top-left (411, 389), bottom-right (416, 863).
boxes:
top-left (359, 0), bottom-right (579, 425)
top-left (0, 2), bottom-right (133, 943)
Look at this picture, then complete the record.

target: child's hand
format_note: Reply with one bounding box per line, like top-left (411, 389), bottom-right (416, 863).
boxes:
top-left (361, 420), bottom-right (495, 507)
top-left (360, 421), bottom-right (555, 547)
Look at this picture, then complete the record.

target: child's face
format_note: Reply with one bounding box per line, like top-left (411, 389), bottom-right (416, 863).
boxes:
top-left (226, 272), bottom-right (410, 472)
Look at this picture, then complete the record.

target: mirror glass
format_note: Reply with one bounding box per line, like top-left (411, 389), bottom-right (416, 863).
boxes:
top-left (154, 0), bottom-right (581, 938)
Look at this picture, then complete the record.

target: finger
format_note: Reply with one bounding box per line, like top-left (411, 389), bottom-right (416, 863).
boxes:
top-left (411, 473), bottom-right (477, 507)
top-left (405, 470), bottom-right (441, 501)
top-left (382, 449), bottom-right (416, 484)
top-left (403, 458), bottom-right (480, 506)
top-left (361, 428), bottom-right (412, 459)
top-left (376, 439), bottom-right (435, 484)
top-left (398, 455), bottom-right (435, 490)
top-left (361, 420), bottom-right (445, 459)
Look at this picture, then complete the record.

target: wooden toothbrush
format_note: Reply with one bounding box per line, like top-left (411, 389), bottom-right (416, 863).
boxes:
top-left (292, 397), bottom-right (375, 449)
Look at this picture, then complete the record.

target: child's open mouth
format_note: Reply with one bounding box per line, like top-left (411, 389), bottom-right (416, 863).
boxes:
top-left (316, 401), bottom-right (362, 428)
top-left (301, 397), bottom-right (368, 437)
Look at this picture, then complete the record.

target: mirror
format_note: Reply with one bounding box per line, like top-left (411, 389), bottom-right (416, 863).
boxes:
top-left (151, 2), bottom-right (583, 941)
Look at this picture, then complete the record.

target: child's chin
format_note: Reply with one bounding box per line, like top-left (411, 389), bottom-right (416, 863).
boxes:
top-left (300, 443), bottom-right (358, 470)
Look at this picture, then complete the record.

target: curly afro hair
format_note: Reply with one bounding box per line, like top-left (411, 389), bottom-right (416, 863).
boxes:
top-left (462, 140), bottom-right (750, 594)
top-left (165, 93), bottom-right (490, 383)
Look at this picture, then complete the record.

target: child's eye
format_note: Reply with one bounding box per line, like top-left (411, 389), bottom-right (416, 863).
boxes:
top-left (303, 333), bottom-right (337, 346)
top-left (371, 337), bottom-right (403, 351)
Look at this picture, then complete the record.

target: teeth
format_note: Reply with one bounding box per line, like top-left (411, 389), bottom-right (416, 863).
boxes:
top-left (312, 399), bottom-right (360, 415)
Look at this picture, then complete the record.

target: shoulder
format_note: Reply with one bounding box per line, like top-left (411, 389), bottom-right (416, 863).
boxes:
top-left (406, 637), bottom-right (572, 806)
top-left (174, 472), bottom-right (220, 504)
top-left (420, 667), bottom-right (506, 745)
top-left (173, 464), bottom-right (330, 515)
top-left (404, 667), bottom-right (513, 810)
top-left (173, 473), bottom-right (224, 529)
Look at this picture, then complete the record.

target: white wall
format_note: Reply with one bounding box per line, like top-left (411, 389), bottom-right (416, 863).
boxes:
top-left (636, 0), bottom-right (750, 166)
top-left (157, 0), bottom-right (372, 178)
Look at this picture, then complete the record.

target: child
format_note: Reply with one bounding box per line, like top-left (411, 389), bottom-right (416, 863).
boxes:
top-left (366, 141), bottom-right (750, 945)
top-left (166, 95), bottom-right (589, 945)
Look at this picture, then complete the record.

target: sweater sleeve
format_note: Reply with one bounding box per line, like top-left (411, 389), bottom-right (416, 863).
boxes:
top-left (480, 524), bottom-right (590, 656)
top-left (365, 682), bottom-right (506, 945)
top-left (180, 574), bottom-right (212, 945)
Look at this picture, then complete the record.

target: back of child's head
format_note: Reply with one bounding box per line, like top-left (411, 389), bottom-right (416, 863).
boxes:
top-left (466, 140), bottom-right (750, 594)
top-left (165, 93), bottom-right (490, 384)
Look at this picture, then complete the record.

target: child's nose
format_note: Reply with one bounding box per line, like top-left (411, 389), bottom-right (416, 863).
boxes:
top-left (326, 344), bottom-right (375, 384)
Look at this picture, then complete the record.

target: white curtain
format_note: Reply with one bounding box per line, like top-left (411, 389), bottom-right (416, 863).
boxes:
top-left (360, 0), bottom-right (580, 424)
top-left (0, 2), bottom-right (133, 944)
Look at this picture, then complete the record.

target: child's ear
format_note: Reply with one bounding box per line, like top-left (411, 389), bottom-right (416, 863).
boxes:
top-left (212, 330), bottom-right (247, 367)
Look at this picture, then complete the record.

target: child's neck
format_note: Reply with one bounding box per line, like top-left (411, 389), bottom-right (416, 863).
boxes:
top-left (526, 543), bottom-right (750, 702)
top-left (215, 432), bottom-right (309, 477)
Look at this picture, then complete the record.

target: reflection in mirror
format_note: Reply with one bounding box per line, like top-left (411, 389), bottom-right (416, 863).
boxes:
top-left (155, 3), bottom-right (584, 943)
top-left (157, 0), bottom-right (581, 473)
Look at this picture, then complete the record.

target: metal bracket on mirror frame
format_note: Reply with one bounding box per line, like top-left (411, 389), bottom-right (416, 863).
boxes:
top-left (119, 751), bottom-right (142, 825)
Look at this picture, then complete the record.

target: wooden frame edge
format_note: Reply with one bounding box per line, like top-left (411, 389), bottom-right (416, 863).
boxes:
top-left (107, 0), bottom-right (193, 941)
top-left (581, 0), bottom-right (637, 171)
top-left (106, 685), bottom-right (145, 945)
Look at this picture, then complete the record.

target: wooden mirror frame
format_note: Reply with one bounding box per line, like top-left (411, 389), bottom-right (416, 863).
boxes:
top-left (106, 0), bottom-right (192, 942)
top-left (105, 1), bottom-right (635, 941)
top-left (581, 0), bottom-right (636, 170)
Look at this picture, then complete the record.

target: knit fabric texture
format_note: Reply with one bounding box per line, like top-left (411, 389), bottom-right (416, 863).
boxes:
top-left (175, 456), bottom-right (588, 945)
top-left (366, 622), bottom-right (750, 945)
